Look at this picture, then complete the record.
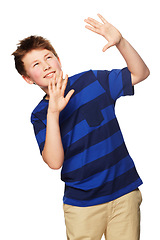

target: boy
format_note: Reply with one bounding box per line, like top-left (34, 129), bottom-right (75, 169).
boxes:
top-left (12, 14), bottom-right (149, 240)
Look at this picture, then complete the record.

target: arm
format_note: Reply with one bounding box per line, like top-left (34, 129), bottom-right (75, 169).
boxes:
top-left (42, 72), bottom-right (74, 169)
top-left (84, 14), bottom-right (150, 85)
top-left (116, 38), bottom-right (150, 85)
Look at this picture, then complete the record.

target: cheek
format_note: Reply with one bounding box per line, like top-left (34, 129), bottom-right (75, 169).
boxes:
top-left (28, 68), bottom-right (45, 86)
top-left (30, 69), bottom-right (43, 84)
top-left (51, 59), bottom-right (61, 69)
top-left (32, 69), bottom-right (42, 78)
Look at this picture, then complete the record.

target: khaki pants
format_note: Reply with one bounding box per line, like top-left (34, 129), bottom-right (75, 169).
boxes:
top-left (63, 189), bottom-right (142, 240)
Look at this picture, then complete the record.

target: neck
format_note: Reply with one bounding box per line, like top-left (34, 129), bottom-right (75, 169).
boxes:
top-left (41, 87), bottom-right (49, 100)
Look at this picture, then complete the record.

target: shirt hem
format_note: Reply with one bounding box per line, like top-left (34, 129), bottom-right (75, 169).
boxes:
top-left (63, 178), bottom-right (143, 207)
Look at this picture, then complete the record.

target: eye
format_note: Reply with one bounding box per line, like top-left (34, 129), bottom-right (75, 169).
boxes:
top-left (33, 62), bottom-right (39, 67)
top-left (46, 55), bottom-right (52, 60)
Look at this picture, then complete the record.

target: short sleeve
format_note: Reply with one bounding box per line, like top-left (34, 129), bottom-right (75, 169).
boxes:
top-left (31, 113), bottom-right (46, 155)
top-left (109, 67), bottom-right (134, 102)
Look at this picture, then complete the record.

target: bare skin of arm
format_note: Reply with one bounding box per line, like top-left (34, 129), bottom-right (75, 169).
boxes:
top-left (42, 71), bottom-right (74, 169)
top-left (43, 14), bottom-right (150, 169)
top-left (84, 14), bottom-right (150, 85)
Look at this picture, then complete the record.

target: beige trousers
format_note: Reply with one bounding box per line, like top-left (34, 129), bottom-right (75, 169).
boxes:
top-left (63, 189), bottom-right (142, 240)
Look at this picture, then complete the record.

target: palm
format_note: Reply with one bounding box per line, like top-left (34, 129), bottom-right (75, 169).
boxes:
top-left (84, 14), bottom-right (122, 52)
top-left (48, 72), bottom-right (74, 113)
top-left (49, 94), bottom-right (66, 112)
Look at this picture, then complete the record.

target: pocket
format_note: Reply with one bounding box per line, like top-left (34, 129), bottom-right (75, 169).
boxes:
top-left (137, 188), bottom-right (143, 205)
top-left (81, 101), bottom-right (104, 127)
top-left (63, 204), bottom-right (72, 213)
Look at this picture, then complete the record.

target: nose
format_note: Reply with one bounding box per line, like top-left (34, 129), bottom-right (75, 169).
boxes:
top-left (43, 62), bottom-right (50, 71)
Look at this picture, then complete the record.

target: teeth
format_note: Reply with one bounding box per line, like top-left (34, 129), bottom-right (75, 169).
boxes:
top-left (45, 72), bottom-right (55, 78)
top-left (47, 73), bottom-right (53, 77)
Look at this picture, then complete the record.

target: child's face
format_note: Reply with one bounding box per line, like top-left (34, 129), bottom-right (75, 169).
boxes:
top-left (22, 49), bottom-right (62, 91)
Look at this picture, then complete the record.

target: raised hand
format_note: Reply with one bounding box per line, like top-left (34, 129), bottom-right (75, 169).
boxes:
top-left (48, 71), bottom-right (74, 114)
top-left (84, 14), bottom-right (122, 52)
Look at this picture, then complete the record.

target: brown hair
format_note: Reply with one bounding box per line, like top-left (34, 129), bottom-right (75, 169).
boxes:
top-left (12, 35), bottom-right (59, 76)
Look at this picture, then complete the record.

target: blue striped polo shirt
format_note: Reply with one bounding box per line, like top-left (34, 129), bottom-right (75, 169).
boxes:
top-left (31, 67), bottom-right (143, 207)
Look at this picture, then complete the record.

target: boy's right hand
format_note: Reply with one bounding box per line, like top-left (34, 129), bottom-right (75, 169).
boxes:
top-left (48, 71), bottom-right (75, 114)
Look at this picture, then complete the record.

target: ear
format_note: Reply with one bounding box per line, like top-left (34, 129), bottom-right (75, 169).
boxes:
top-left (22, 75), bottom-right (34, 85)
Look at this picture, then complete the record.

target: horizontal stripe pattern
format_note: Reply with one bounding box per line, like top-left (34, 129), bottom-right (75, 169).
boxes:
top-left (64, 167), bottom-right (141, 201)
top-left (63, 179), bottom-right (142, 207)
top-left (62, 106), bottom-right (116, 151)
top-left (64, 155), bottom-right (135, 190)
top-left (62, 130), bottom-right (124, 173)
top-left (31, 68), bottom-right (142, 207)
top-left (60, 80), bottom-right (106, 123)
top-left (61, 142), bottom-right (129, 182)
top-left (62, 116), bottom-right (120, 160)
top-left (60, 93), bottom-right (113, 138)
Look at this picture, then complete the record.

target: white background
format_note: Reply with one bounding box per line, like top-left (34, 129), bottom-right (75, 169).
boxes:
top-left (1, 0), bottom-right (159, 239)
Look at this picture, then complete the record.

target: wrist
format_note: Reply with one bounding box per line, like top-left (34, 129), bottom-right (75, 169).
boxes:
top-left (47, 110), bottom-right (60, 119)
top-left (116, 36), bottom-right (125, 49)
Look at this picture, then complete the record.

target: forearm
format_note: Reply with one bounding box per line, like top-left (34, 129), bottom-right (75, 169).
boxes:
top-left (41, 72), bottom-right (74, 169)
top-left (116, 37), bottom-right (150, 85)
top-left (42, 111), bottom-right (64, 169)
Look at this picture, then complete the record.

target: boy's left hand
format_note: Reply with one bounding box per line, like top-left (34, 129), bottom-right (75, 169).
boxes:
top-left (84, 14), bottom-right (122, 52)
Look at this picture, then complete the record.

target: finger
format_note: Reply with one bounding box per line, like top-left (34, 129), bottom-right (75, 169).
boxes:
top-left (48, 78), bottom-right (52, 93)
top-left (61, 74), bottom-right (68, 94)
top-left (102, 43), bottom-right (113, 52)
top-left (57, 71), bottom-right (63, 88)
top-left (51, 73), bottom-right (57, 91)
top-left (65, 89), bottom-right (75, 103)
top-left (84, 17), bottom-right (102, 28)
top-left (97, 14), bottom-right (108, 24)
top-left (48, 72), bottom-right (56, 91)
top-left (85, 25), bottom-right (101, 35)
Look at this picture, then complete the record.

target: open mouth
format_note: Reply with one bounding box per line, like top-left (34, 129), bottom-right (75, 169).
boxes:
top-left (44, 71), bottom-right (56, 78)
